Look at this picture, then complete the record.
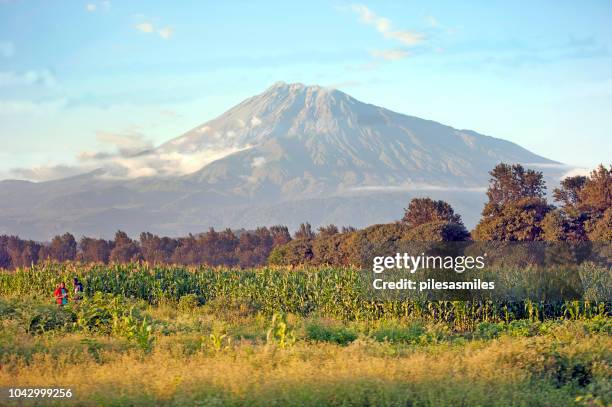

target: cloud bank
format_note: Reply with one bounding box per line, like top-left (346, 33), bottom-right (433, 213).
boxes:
top-left (5, 129), bottom-right (251, 182)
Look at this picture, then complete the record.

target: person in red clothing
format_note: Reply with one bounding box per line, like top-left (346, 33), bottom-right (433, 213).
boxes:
top-left (54, 282), bottom-right (68, 306)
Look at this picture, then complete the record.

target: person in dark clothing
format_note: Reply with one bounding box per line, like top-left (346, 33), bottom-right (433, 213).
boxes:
top-left (73, 277), bottom-right (84, 301)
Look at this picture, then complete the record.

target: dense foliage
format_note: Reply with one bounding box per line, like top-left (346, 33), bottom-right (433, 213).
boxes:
top-left (1, 263), bottom-right (609, 328)
top-left (0, 163), bottom-right (609, 269)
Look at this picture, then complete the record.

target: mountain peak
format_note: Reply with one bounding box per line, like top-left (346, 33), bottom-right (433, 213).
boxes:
top-left (0, 82), bottom-right (563, 239)
top-left (268, 81), bottom-right (316, 91)
top-left (264, 81), bottom-right (340, 98)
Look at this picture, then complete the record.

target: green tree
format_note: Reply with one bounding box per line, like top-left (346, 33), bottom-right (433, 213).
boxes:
top-left (294, 223), bottom-right (315, 240)
top-left (578, 164), bottom-right (611, 214)
top-left (474, 164), bottom-right (550, 241)
top-left (110, 231), bottom-right (142, 263)
top-left (483, 163), bottom-right (546, 216)
top-left (41, 233), bottom-right (77, 262)
top-left (473, 197), bottom-right (552, 241)
top-left (553, 175), bottom-right (587, 210)
top-left (402, 198), bottom-right (462, 227)
top-left (588, 207), bottom-right (612, 241)
top-left (404, 221), bottom-right (470, 242)
top-left (78, 237), bottom-right (113, 263)
top-left (317, 224), bottom-right (339, 237)
top-left (268, 239), bottom-right (313, 266)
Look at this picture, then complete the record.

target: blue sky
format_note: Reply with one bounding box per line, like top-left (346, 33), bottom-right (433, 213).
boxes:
top-left (0, 0), bottom-right (611, 181)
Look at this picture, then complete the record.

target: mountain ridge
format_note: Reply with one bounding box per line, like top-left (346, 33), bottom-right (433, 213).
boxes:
top-left (0, 82), bottom-right (566, 239)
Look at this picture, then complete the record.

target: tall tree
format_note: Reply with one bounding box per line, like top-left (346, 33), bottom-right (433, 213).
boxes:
top-left (579, 164), bottom-right (611, 213)
top-left (553, 175), bottom-right (587, 210)
top-left (294, 223), bottom-right (315, 240)
top-left (79, 237), bottom-right (113, 263)
top-left (270, 225), bottom-right (292, 246)
top-left (474, 163), bottom-right (551, 241)
top-left (140, 232), bottom-right (178, 264)
top-left (41, 233), bottom-right (77, 262)
top-left (5, 237), bottom-right (41, 268)
top-left (317, 224), bottom-right (339, 237)
top-left (402, 198), bottom-right (462, 227)
top-left (473, 197), bottom-right (552, 241)
top-left (109, 231), bottom-right (142, 263)
top-left (0, 236), bottom-right (11, 269)
top-left (483, 163), bottom-right (546, 216)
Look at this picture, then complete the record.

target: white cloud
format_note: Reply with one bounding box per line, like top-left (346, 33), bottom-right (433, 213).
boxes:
top-left (347, 184), bottom-right (486, 193)
top-left (350, 4), bottom-right (424, 47)
top-left (135, 22), bottom-right (155, 33)
top-left (520, 162), bottom-right (571, 170)
top-left (0, 41), bottom-right (15, 58)
top-left (369, 49), bottom-right (410, 61)
top-left (54, 128), bottom-right (254, 180)
top-left (560, 167), bottom-right (591, 180)
top-left (384, 30), bottom-right (423, 46)
top-left (6, 136), bottom-right (254, 182)
top-left (351, 4), bottom-right (391, 32)
top-left (157, 26), bottom-right (174, 40)
top-left (87, 145), bottom-right (252, 180)
top-left (86, 3), bottom-right (96, 12)
top-left (135, 22), bottom-right (175, 39)
top-left (8, 165), bottom-right (85, 182)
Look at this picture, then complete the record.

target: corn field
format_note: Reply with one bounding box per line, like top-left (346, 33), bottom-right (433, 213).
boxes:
top-left (0, 263), bottom-right (609, 328)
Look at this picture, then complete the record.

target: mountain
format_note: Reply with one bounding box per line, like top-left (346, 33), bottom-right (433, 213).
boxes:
top-left (0, 82), bottom-right (565, 240)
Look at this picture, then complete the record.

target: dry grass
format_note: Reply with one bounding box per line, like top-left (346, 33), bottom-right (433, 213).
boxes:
top-left (1, 330), bottom-right (610, 406)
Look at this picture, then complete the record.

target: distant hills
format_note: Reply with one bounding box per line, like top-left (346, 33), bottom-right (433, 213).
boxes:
top-left (0, 82), bottom-right (567, 240)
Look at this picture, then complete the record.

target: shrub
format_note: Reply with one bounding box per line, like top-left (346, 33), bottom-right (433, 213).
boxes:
top-left (476, 321), bottom-right (503, 340)
top-left (178, 294), bottom-right (200, 313)
top-left (506, 319), bottom-right (539, 337)
top-left (306, 321), bottom-right (358, 345)
top-left (403, 221), bottom-right (470, 242)
top-left (25, 304), bottom-right (75, 334)
top-left (372, 322), bottom-right (426, 344)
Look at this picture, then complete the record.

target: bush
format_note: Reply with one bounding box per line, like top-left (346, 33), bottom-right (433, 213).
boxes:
top-left (475, 321), bottom-right (503, 340)
top-left (268, 239), bottom-right (313, 266)
top-left (25, 304), bottom-right (75, 334)
top-left (403, 221), bottom-right (470, 242)
top-left (372, 322), bottom-right (426, 344)
top-left (178, 294), bottom-right (201, 312)
top-left (506, 319), bottom-right (539, 337)
top-left (306, 321), bottom-right (358, 345)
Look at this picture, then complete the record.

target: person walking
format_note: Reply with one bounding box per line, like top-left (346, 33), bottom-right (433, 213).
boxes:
top-left (73, 277), bottom-right (83, 302)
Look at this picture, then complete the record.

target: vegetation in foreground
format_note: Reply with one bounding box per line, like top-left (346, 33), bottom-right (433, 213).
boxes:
top-left (0, 265), bottom-right (611, 406)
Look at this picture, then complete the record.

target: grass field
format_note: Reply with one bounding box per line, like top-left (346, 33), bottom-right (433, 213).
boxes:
top-left (0, 264), bottom-right (610, 406)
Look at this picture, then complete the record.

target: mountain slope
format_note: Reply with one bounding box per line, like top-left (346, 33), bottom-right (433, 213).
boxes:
top-left (168, 82), bottom-right (556, 194)
top-left (0, 82), bottom-right (564, 240)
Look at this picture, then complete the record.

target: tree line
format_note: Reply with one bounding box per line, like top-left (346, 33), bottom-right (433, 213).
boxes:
top-left (0, 163), bottom-right (609, 269)
top-left (0, 226), bottom-right (292, 270)
top-left (269, 163), bottom-right (611, 265)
